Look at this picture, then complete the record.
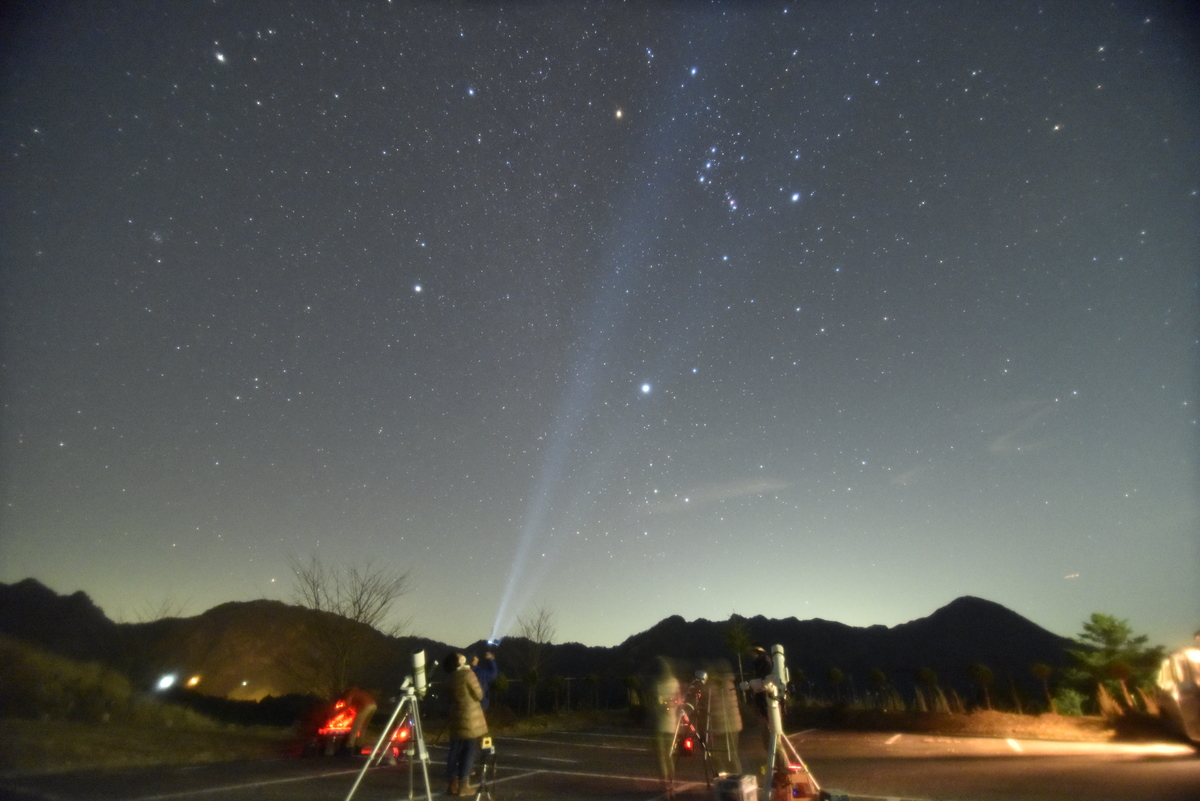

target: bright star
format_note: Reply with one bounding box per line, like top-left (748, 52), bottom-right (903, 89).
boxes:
top-left (641, 384), bottom-right (651, 394)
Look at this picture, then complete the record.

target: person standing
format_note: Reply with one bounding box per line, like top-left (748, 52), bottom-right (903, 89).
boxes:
top-left (337, 687), bottom-right (377, 754)
top-left (703, 661), bottom-right (743, 776)
top-left (471, 651), bottom-right (499, 711)
top-left (443, 652), bottom-right (488, 797)
top-left (649, 656), bottom-right (682, 797)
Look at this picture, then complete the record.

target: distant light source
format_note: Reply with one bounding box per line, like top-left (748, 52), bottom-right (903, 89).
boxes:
top-left (156, 674), bottom-right (177, 691)
top-left (187, 675), bottom-right (201, 687)
top-left (641, 383), bottom-right (651, 394)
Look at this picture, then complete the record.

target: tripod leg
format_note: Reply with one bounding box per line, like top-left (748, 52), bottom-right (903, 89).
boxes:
top-left (345, 695), bottom-right (411, 801)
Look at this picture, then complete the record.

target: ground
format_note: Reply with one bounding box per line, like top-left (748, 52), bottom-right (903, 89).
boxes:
top-left (0, 707), bottom-right (1150, 778)
top-left (789, 708), bottom-right (1116, 742)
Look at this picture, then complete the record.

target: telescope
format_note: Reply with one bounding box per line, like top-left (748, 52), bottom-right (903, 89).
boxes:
top-left (412, 649), bottom-right (427, 699)
top-left (345, 650), bottom-right (433, 801)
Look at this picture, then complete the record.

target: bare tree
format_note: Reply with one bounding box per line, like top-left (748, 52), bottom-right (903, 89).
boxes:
top-left (514, 604), bottom-right (556, 715)
top-left (288, 554), bottom-right (412, 698)
top-left (134, 596), bottom-right (190, 622)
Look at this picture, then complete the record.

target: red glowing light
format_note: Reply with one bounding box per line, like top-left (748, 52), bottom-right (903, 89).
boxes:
top-left (317, 701), bottom-right (356, 736)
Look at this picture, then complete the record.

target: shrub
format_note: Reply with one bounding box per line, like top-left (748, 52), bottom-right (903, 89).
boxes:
top-left (0, 634), bottom-right (132, 721)
top-left (1053, 687), bottom-right (1086, 716)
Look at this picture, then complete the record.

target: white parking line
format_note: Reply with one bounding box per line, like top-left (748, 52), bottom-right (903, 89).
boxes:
top-left (486, 769), bottom-right (544, 786)
top-left (568, 730), bottom-right (655, 741)
top-left (123, 767), bottom-right (362, 800)
top-left (501, 736), bottom-right (642, 751)
top-left (885, 733), bottom-right (902, 745)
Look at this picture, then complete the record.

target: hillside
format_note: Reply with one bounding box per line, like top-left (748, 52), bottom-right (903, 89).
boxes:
top-left (0, 579), bottom-right (1075, 705)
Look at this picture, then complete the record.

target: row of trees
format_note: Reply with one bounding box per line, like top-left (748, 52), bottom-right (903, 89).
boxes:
top-left (283, 556), bottom-right (1166, 720)
top-left (720, 612), bottom-right (1165, 718)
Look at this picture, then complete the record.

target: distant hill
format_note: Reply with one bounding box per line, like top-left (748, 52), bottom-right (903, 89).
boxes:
top-left (0, 579), bottom-right (1075, 707)
top-left (610, 596), bottom-right (1075, 700)
top-left (0, 578), bottom-right (122, 665)
top-left (0, 579), bottom-right (452, 701)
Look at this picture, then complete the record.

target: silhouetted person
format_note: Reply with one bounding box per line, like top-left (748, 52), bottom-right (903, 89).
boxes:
top-left (337, 687), bottom-right (377, 753)
top-left (471, 651), bottom-right (499, 711)
top-left (648, 656), bottom-right (681, 797)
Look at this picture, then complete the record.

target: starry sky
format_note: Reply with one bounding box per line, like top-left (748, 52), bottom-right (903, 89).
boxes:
top-left (1, 2), bottom-right (1197, 651)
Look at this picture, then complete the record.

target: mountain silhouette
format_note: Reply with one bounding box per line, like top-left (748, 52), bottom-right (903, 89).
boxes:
top-left (0, 579), bottom-right (1075, 705)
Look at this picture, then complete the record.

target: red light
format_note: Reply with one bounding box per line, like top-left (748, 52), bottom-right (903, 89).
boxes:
top-left (317, 703), bottom-right (356, 736)
top-left (681, 737), bottom-right (695, 755)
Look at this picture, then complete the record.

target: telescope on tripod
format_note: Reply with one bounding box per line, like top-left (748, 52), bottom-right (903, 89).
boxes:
top-left (738, 644), bottom-right (824, 801)
top-left (344, 650), bottom-right (434, 801)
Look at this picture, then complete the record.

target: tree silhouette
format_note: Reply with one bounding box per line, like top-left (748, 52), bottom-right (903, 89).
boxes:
top-left (1068, 613), bottom-right (1163, 712)
top-left (492, 673), bottom-right (511, 709)
top-left (827, 667), bottom-right (846, 703)
top-left (514, 604), bottom-right (556, 716)
top-left (968, 663), bottom-right (994, 710)
top-left (916, 667), bottom-right (947, 713)
top-left (1030, 663), bottom-right (1056, 713)
top-left (585, 673), bottom-right (601, 709)
top-left (524, 669), bottom-right (540, 715)
top-left (723, 615), bottom-right (753, 685)
top-left (622, 674), bottom-right (642, 708)
top-left (547, 674), bottom-right (566, 713)
top-left (868, 667), bottom-right (894, 710)
top-left (288, 554), bottom-right (411, 698)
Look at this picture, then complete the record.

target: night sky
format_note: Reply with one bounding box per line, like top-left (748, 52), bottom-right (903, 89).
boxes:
top-left (2, 2), bottom-right (1197, 651)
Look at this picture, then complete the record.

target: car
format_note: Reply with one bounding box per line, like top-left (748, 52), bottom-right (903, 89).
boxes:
top-left (1155, 644), bottom-right (1200, 745)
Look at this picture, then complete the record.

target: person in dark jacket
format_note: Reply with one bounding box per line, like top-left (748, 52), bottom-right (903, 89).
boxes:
top-left (471, 651), bottom-right (499, 712)
top-left (442, 652), bottom-right (488, 796)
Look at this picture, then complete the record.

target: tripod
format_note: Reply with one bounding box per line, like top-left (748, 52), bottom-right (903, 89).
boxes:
top-left (669, 684), bottom-right (714, 789)
top-left (762, 683), bottom-right (821, 801)
top-left (471, 736), bottom-right (497, 801)
top-left (345, 677), bottom-right (433, 801)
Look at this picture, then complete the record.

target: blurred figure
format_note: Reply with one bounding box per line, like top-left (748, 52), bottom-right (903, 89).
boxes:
top-left (442, 652), bottom-right (488, 797)
top-left (742, 646), bottom-right (782, 768)
top-left (471, 651), bottom-right (499, 711)
top-left (649, 656), bottom-right (682, 796)
top-left (702, 660), bottom-right (743, 776)
top-left (338, 686), bottom-right (377, 753)
top-left (747, 646), bottom-right (772, 718)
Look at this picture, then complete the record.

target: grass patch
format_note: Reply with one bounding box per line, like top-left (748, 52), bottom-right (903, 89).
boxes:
top-left (0, 718), bottom-right (293, 776)
top-left (0, 634), bottom-right (295, 776)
